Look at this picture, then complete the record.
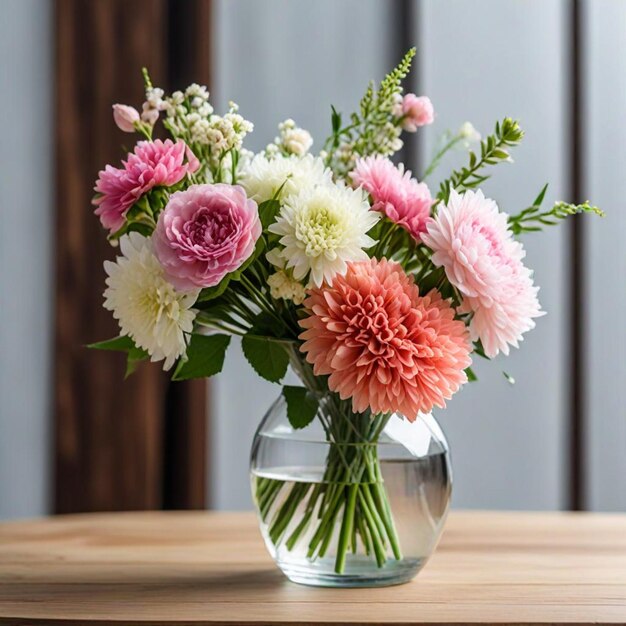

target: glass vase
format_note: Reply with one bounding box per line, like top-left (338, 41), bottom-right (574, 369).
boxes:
top-left (250, 356), bottom-right (452, 588)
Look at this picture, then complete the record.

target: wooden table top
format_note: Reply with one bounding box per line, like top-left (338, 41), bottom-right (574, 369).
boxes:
top-left (0, 510), bottom-right (625, 625)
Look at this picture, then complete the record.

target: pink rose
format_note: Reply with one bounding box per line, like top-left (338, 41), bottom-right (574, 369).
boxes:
top-left (154, 184), bottom-right (262, 290)
top-left (112, 104), bottom-right (140, 132)
top-left (93, 139), bottom-right (199, 233)
top-left (395, 94), bottom-right (434, 131)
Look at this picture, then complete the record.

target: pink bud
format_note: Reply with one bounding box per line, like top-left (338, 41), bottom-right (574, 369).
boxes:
top-left (112, 104), bottom-right (140, 133)
top-left (397, 94), bottom-right (434, 132)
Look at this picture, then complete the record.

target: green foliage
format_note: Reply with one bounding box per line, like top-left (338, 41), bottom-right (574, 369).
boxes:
top-left (241, 334), bottom-right (290, 383)
top-left (437, 118), bottom-right (524, 203)
top-left (283, 386), bottom-right (319, 430)
top-left (196, 238), bottom-right (265, 303)
top-left (172, 333), bottom-right (231, 381)
top-left (465, 367), bottom-right (478, 383)
top-left (508, 184), bottom-right (604, 235)
top-left (324, 48), bottom-right (416, 175)
top-left (88, 335), bottom-right (149, 379)
top-left (258, 198), bottom-right (281, 229)
top-left (502, 371), bottom-right (516, 385)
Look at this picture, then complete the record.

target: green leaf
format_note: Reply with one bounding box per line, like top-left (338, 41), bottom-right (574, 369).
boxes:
top-left (532, 183), bottom-right (549, 207)
top-left (465, 367), bottom-right (478, 382)
top-left (197, 277), bottom-right (232, 303)
top-left (88, 335), bottom-right (149, 379)
top-left (283, 386), bottom-right (319, 429)
top-left (197, 239), bottom-right (265, 303)
top-left (241, 334), bottom-right (290, 383)
top-left (331, 105), bottom-right (342, 134)
top-left (258, 198), bottom-right (281, 230)
top-left (172, 333), bottom-right (231, 381)
top-left (125, 348), bottom-right (149, 378)
top-left (88, 335), bottom-right (137, 352)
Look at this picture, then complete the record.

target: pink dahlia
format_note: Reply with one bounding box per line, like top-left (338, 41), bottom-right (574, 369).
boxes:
top-left (153, 184), bottom-right (261, 290)
top-left (350, 156), bottom-right (432, 241)
top-left (299, 258), bottom-right (471, 419)
top-left (421, 189), bottom-right (544, 357)
top-left (393, 94), bottom-right (434, 131)
top-left (93, 139), bottom-right (199, 233)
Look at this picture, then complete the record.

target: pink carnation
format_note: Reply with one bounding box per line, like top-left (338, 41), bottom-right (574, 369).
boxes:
top-left (299, 258), bottom-right (471, 419)
top-left (394, 94), bottom-right (434, 131)
top-left (421, 189), bottom-right (544, 357)
top-left (93, 139), bottom-right (200, 233)
top-left (154, 184), bottom-right (261, 290)
top-left (350, 156), bottom-right (432, 241)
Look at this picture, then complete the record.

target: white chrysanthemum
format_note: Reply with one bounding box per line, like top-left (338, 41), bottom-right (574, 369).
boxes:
top-left (103, 233), bottom-right (199, 370)
top-left (240, 154), bottom-right (332, 204)
top-left (269, 183), bottom-right (379, 287)
top-left (267, 270), bottom-right (306, 305)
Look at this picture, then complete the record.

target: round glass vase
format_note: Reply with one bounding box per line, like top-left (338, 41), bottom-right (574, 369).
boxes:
top-left (249, 393), bottom-right (452, 588)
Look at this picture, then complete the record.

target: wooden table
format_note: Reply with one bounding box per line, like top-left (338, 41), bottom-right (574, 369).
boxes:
top-left (0, 511), bottom-right (625, 625)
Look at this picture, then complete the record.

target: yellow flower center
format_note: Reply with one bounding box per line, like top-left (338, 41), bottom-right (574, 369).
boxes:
top-left (296, 204), bottom-right (344, 256)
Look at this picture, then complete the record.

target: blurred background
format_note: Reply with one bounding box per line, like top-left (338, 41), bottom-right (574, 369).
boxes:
top-left (0, 0), bottom-right (624, 520)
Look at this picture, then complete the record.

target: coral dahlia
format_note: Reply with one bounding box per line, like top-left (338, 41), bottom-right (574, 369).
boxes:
top-left (299, 258), bottom-right (471, 419)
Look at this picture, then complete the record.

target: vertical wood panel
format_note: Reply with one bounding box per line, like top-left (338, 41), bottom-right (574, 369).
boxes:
top-left (54, 0), bottom-right (210, 513)
top-left (417, 0), bottom-right (569, 510)
top-left (567, 0), bottom-right (586, 511)
top-left (584, 0), bottom-right (626, 512)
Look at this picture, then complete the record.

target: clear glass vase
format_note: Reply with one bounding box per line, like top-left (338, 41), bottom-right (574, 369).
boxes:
top-left (250, 359), bottom-right (452, 587)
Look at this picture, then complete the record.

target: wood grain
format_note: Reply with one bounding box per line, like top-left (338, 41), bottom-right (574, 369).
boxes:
top-left (0, 511), bottom-right (625, 625)
top-left (53, 0), bottom-right (209, 513)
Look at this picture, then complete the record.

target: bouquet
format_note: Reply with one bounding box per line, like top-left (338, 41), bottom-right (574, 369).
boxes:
top-left (91, 49), bottom-right (601, 577)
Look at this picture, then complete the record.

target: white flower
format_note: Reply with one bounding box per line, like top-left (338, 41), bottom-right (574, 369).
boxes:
top-left (145, 87), bottom-right (165, 110)
top-left (282, 127), bottom-right (313, 156)
top-left (269, 183), bottom-right (379, 287)
top-left (103, 233), bottom-right (199, 370)
top-left (459, 121), bottom-right (481, 145)
top-left (274, 119), bottom-right (313, 156)
top-left (185, 83), bottom-right (210, 100)
top-left (267, 270), bottom-right (306, 305)
top-left (241, 154), bottom-right (332, 204)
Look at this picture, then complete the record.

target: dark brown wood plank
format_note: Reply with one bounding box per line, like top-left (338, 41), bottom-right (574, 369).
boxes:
top-left (53, 0), bottom-right (210, 513)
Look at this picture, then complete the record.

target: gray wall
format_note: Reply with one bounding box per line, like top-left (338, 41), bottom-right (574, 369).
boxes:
top-left (211, 0), bottom-right (573, 510)
top-left (417, 0), bottom-right (569, 510)
top-left (0, 0), bottom-right (53, 519)
top-left (211, 0), bottom-right (396, 509)
top-left (0, 0), bottom-right (623, 518)
top-left (585, 0), bottom-right (626, 512)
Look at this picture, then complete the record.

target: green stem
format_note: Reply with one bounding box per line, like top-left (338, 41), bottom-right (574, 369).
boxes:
top-left (335, 484), bottom-right (358, 573)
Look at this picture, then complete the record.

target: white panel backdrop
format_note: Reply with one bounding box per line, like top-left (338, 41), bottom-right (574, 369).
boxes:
top-left (585, 0), bottom-right (626, 512)
top-left (416, 0), bottom-right (569, 510)
top-left (211, 0), bottom-right (396, 509)
top-left (0, 0), bottom-right (53, 519)
top-left (0, 0), bottom-right (622, 518)
top-left (211, 0), bottom-right (571, 510)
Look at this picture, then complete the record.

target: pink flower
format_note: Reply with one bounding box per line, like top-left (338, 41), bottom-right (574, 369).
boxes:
top-left (112, 104), bottom-right (140, 132)
top-left (350, 156), bottom-right (432, 241)
top-left (394, 94), bottom-right (434, 131)
top-left (154, 184), bottom-right (262, 290)
top-left (93, 139), bottom-right (199, 233)
top-left (299, 258), bottom-right (471, 419)
top-left (421, 189), bottom-right (544, 357)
